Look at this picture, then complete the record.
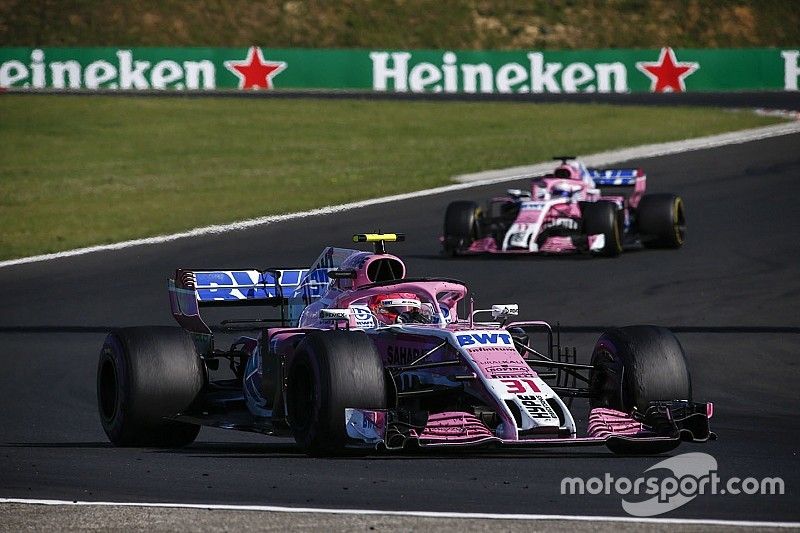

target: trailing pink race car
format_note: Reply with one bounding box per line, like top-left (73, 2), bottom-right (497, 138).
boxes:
top-left (442, 156), bottom-right (686, 256)
top-left (97, 234), bottom-right (712, 455)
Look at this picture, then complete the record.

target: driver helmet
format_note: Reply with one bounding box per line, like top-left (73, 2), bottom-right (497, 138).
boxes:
top-left (369, 292), bottom-right (423, 325)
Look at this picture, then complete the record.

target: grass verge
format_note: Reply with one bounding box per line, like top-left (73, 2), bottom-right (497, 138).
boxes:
top-left (0, 94), bottom-right (782, 260)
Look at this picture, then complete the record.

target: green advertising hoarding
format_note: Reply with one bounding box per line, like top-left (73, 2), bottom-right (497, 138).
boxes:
top-left (0, 46), bottom-right (797, 93)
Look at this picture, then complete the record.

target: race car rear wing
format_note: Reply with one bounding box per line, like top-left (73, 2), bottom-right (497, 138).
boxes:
top-left (168, 246), bottom-right (364, 334)
top-left (168, 268), bottom-right (316, 334)
top-left (587, 167), bottom-right (646, 206)
top-left (587, 168), bottom-right (643, 186)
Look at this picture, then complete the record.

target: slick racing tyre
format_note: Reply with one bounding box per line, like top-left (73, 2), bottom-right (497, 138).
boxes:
top-left (589, 325), bottom-right (691, 413)
top-left (443, 201), bottom-right (481, 256)
top-left (580, 200), bottom-right (622, 257)
top-left (637, 193), bottom-right (685, 248)
top-left (97, 327), bottom-right (203, 447)
top-left (287, 330), bottom-right (387, 456)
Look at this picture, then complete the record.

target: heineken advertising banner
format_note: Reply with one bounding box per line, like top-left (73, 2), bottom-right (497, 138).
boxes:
top-left (0, 46), bottom-right (798, 93)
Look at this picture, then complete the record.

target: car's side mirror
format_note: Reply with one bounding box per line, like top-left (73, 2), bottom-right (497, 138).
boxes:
top-left (319, 308), bottom-right (351, 322)
top-left (492, 304), bottom-right (519, 319)
top-left (507, 188), bottom-right (531, 199)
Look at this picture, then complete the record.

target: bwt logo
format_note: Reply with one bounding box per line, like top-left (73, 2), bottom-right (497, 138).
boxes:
top-left (194, 269), bottom-right (306, 301)
top-left (457, 333), bottom-right (513, 347)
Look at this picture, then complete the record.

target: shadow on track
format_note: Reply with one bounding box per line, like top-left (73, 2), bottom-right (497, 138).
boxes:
top-left (1, 325), bottom-right (798, 335)
top-left (0, 442), bottom-right (112, 449)
top-left (0, 441), bottom-right (670, 460)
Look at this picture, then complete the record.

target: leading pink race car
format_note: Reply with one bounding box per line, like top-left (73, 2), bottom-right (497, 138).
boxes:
top-left (97, 234), bottom-right (712, 455)
top-left (442, 156), bottom-right (686, 256)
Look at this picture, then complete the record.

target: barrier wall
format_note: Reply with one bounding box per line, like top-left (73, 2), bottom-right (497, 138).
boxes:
top-left (1, 47), bottom-right (798, 92)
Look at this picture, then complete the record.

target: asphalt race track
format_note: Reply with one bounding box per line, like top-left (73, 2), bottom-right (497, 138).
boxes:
top-left (1, 133), bottom-right (799, 523)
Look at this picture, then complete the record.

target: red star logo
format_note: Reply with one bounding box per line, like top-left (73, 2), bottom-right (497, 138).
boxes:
top-left (636, 47), bottom-right (699, 93)
top-left (224, 47), bottom-right (287, 90)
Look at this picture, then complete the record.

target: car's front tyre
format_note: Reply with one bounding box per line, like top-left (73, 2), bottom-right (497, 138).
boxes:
top-left (580, 200), bottom-right (623, 257)
top-left (589, 325), bottom-right (692, 413)
top-left (589, 325), bottom-right (693, 454)
top-left (287, 330), bottom-right (387, 456)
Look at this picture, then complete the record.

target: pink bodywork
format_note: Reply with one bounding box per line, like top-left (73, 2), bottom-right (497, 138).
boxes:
top-left (283, 254), bottom-right (571, 442)
top-left (460, 163), bottom-right (646, 254)
top-left (407, 405), bottom-right (714, 448)
top-left (404, 408), bottom-right (665, 447)
top-left (416, 412), bottom-right (496, 443)
top-left (286, 249), bottom-right (699, 447)
top-left (468, 234), bottom-right (605, 254)
top-left (300, 278), bottom-right (467, 330)
top-left (588, 408), bottom-right (652, 437)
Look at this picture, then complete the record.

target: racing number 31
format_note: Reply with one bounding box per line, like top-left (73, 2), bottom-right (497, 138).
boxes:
top-left (500, 379), bottom-right (540, 394)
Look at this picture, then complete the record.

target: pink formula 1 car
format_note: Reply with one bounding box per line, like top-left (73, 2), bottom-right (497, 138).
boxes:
top-left (97, 234), bottom-right (712, 455)
top-left (442, 157), bottom-right (686, 256)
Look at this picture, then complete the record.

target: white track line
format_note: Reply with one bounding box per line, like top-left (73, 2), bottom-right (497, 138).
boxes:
top-left (1, 121), bottom-right (798, 270)
top-left (1, 498), bottom-right (797, 528)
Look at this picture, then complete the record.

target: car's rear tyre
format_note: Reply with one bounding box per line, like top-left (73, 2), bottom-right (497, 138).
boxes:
top-left (97, 327), bottom-right (203, 447)
top-left (637, 194), bottom-right (685, 248)
top-left (589, 325), bottom-right (692, 413)
top-left (443, 201), bottom-right (481, 256)
top-left (287, 330), bottom-right (387, 456)
top-left (581, 201), bottom-right (622, 257)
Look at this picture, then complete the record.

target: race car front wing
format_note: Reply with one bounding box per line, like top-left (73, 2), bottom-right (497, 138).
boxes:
top-left (345, 400), bottom-right (714, 453)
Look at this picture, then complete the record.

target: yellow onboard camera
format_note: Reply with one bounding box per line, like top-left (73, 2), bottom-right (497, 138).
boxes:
top-left (353, 233), bottom-right (405, 253)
